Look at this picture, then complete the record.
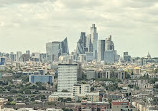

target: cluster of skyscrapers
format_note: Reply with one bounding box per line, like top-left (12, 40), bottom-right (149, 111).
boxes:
top-left (76, 24), bottom-right (119, 63)
top-left (46, 37), bottom-right (69, 62)
top-left (0, 24), bottom-right (119, 65)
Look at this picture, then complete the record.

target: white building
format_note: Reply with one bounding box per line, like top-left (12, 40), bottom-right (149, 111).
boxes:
top-left (57, 64), bottom-right (77, 92)
top-left (73, 84), bottom-right (91, 96)
top-left (48, 92), bottom-right (74, 102)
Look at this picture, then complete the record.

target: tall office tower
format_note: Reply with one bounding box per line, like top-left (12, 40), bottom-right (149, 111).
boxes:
top-left (76, 32), bottom-right (87, 56)
top-left (31, 52), bottom-right (40, 62)
top-left (90, 24), bottom-right (98, 59)
top-left (80, 32), bottom-right (87, 49)
top-left (16, 51), bottom-right (22, 62)
top-left (61, 37), bottom-right (69, 55)
top-left (57, 64), bottom-right (77, 92)
top-left (97, 40), bottom-right (105, 62)
top-left (40, 53), bottom-right (47, 63)
top-left (9, 52), bottom-right (16, 62)
top-left (86, 35), bottom-right (93, 52)
top-left (104, 36), bottom-right (118, 64)
top-left (46, 42), bottom-right (61, 62)
top-left (26, 50), bottom-right (30, 56)
top-left (123, 52), bottom-right (131, 62)
top-left (21, 54), bottom-right (30, 62)
top-left (105, 35), bottom-right (114, 51)
top-left (0, 57), bottom-right (6, 65)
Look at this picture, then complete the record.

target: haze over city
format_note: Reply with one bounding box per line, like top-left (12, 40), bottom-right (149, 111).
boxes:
top-left (0, 0), bottom-right (158, 57)
top-left (1, 1), bottom-right (158, 111)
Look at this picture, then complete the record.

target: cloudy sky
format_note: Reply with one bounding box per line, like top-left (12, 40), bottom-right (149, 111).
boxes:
top-left (0, 0), bottom-right (158, 57)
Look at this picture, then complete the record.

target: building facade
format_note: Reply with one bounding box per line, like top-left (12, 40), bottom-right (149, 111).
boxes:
top-left (97, 40), bottom-right (105, 62)
top-left (57, 64), bottom-right (78, 92)
top-left (29, 75), bottom-right (53, 84)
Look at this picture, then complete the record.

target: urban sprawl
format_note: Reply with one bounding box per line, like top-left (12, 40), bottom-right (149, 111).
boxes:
top-left (0, 24), bottom-right (158, 111)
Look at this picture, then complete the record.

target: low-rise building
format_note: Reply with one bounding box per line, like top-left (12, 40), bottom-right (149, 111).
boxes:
top-left (112, 100), bottom-right (136, 111)
top-left (29, 75), bottom-right (54, 84)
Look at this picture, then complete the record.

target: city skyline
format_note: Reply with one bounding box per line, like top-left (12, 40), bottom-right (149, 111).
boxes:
top-left (0, 0), bottom-right (158, 57)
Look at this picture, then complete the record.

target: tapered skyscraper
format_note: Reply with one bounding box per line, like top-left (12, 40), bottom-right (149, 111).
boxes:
top-left (90, 24), bottom-right (98, 59)
top-left (76, 32), bottom-right (87, 55)
top-left (61, 37), bottom-right (69, 55)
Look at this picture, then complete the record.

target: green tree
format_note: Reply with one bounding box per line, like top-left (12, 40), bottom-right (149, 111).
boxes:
top-left (90, 87), bottom-right (94, 92)
top-left (10, 101), bottom-right (16, 105)
top-left (66, 98), bottom-right (72, 102)
top-left (10, 89), bottom-right (17, 93)
top-left (154, 68), bottom-right (158, 73)
top-left (58, 97), bottom-right (64, 102)
top-left (31, 98), bottom-right (35, 102)
top-left (24, 89), bottom-right (31, 94)
top-left (62, 89), bottom-right (69, 92)
top-left (7, 97), bottom-right (13, 102)
top-left (17, 97), bottom-right (23, 101)
top-left (22, 76), bottom-right (29, 83)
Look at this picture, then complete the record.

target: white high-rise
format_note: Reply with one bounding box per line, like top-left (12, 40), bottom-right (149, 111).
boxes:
top-left (57, 64), bottom-right (77, 92)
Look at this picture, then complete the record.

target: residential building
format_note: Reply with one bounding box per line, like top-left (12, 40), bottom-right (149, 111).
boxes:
top-left (73, 84), bottom-right (91, 96)
top-left (57, 64), bottom-right (78, 92)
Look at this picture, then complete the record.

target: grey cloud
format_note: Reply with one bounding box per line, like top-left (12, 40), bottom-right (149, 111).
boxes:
top-left (0, 0), bottom-right (55, 4)
top-left (0, 0), bottom-right (157, 56)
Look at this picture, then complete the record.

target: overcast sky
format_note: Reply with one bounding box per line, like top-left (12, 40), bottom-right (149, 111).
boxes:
top-left (0, 0), bottom-right (157, 57)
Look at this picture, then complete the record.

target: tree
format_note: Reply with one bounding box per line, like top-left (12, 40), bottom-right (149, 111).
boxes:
top-left (154, 68), bottom-right (158, 73)
top-left (47, 102), bottom-right (55, 105)
top-left (128, 85), bottom-right (134, 88)
top-left (10, 101), bottom-right (16, 105)
top-left (66, 98), bottom-right (72, 102)
top-left (152, 97), bottom-right (158, 105)
top-left (108, 99), bottom-right (112, 108)
top-left (31, 98), bottom-right (35, 102)
top-left (62, 89), bottom-right (69, 92)
top-left (7, 97), bottom-right (13, 102)
top-left (62, 108), bottom-right (73, 111)
top-left (125, 72), bottom-right (131, 79)
top-left (41, 95), bottom-right (46, 100)
top-left (106, 83), bottom-right (121, 91)
top-left (22, 76), bottom-right (29, 83)
top-left (90, 87), bottom-right (95, 92)
top-left (154, 84), bottom-right (158, 89)
top-left (10, 89), bottom-right (17, 93)
top-left (25, 89), bottom-right (31, 94)
top-left (17, 97), bottom-right (23, 101)
top-left (6, 86), bottom-right (11, 91)
top-left (58, 97), bottom-right (64, 102)
top-left (149, 78), bottom-right (158, 84)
